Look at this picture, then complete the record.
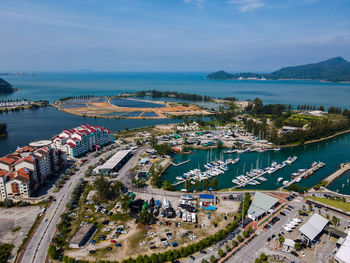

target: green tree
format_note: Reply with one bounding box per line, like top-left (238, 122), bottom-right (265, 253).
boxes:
top-left (150, 135), bottom-right (158, 148)
top-left (225, 244), bottom-right (231, 252)
top-left (138, 210), bottom-right (153, 225)
top-left (162, 180), bottom-right (174, 191)
top-left (119, 194), bottom-right (130, 213)
top-left (216, 140), bottom-right (224, 149)
top-left (93, 175), bottom-right (113, 201)
top-left (279, 235), bottom-right (285, 244)
top-left (260, 253), bottom-right (267, 261)
top-left (211, 178), bottom-right (218, 190)
top-left (185, 179), bottom-right (192, 191)
top-left (48, 244), bottom-right (61, 259)
top-left (0, 244), bottom-right (14, 263)
top-left (194, 178), bottom-right (200, 190)
top-left (218, 248), bottom-right (224, 257)
top-left (243, 230), bottom-right (249, 238)
top-left (210, 255), bottom-right (216, 263)
top-left (232, 240), bottom-right (238, 247)
top-left (248, 225), bottom-right (254, 234)
top-left (294, 241), bottom-right (301, 251)
top-left (237, 235), bottom-right (243, 242)
top-left (203, 179), bottom-right (210, 191)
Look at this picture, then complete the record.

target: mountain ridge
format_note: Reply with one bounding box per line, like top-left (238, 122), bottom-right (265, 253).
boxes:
top-left (207, 57), bottom-right (350, 82)
top-left (0, 77), bottom-right (14, 95)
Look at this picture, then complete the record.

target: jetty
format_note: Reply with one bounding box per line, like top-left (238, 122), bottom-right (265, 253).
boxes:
top-left (171, 159), bottom-right (191, 167)
top-left (324, 163), bottom-right (350, 187)
top-left (281, 161), bottom-right (325, 189)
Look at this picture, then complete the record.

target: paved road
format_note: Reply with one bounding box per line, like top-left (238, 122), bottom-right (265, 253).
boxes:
top-left (117, 145), bottom-right (150, 188)
top-left (20, 146), bottom-right (120, 263)
top-left (225, 197), bottom-right (305, 263)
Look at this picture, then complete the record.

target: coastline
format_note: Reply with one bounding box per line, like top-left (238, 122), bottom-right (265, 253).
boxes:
top-left (280, 128), bottom-right (350, 148)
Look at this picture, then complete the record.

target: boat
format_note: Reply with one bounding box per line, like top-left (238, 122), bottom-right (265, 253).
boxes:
top-left (232, 158), bottom-right (240, 164)
top-left (277, 177), bottom-right (283, 182)
top-left (220, 165), bottom-right (229, 172)
top-left (224, 149), bottom-right (236, 154)
top-left (282, 180), bottom-right (289, 186)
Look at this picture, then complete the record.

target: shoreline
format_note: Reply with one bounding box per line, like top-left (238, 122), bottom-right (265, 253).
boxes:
top-left (280, 128), bottom-right (350, 148)
top-left (324, 163), bottom-right (350, 187)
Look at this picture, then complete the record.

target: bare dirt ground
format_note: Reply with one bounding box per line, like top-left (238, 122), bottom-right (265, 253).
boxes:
top-left (56, 98), bottom-right (211, 119)
top-left (0, 206), bottom-right (41, 262)
top-left (66, 194), bottom-right (240, 262)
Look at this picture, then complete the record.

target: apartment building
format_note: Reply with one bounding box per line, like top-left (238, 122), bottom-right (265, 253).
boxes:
top-left (0, 145), bottom-right (66, 200)
top-left (52, 124), bottom-right (114, 158)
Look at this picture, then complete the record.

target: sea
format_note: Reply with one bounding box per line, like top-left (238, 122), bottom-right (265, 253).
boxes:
top-left (1, 72), bottom-right (350, 193)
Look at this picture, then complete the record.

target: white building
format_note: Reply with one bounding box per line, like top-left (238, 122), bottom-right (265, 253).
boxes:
top-left (51, 124), bottom-right (114, 158)
top-left (0, 145), bottom-right (66, 200)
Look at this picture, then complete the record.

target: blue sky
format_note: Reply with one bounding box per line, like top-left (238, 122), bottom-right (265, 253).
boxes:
top-left (1, 0), bottom-right (350, 71)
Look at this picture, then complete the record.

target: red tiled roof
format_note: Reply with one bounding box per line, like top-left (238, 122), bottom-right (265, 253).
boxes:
top-left (0, 169), bottom-right (9, 177)
top-left (0, 156), bottom-right (16, 165)
top-left (17, 167), bottom-right (31, 178)
top-left (14, 175), bottom-right (29, 183)
top-left (67, 142), bottom-right (76, 148)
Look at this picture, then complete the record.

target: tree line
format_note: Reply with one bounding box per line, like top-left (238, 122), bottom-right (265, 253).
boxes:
top-left (59, 95), bottom-right (95, 101)
top-left (132, 90), bottom-right (212, 102)
top-left (0, 123), bottom-right (7, 136)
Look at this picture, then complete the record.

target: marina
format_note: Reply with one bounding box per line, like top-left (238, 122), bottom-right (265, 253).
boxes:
top-left (162, 133), bottom-right (350, 193)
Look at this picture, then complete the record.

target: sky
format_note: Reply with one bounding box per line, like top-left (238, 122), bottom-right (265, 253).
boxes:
top-left (1, 0), bottom-right (350, 72)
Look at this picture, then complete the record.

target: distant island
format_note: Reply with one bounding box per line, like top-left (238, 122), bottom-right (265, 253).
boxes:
top-left (207, 57), bottom-right (350, 82)
top-left (0, 77), bottom-right (15, 95)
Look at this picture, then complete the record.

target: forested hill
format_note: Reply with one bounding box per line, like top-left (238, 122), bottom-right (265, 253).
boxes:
top-left (207, 57), bottom-right (350, 82)
top-left (0, 77), bottom-right (14, 94)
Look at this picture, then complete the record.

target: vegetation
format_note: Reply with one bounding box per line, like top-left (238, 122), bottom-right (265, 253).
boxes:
top-left (307, 196), bottom-right (350, 212)
top-left (59, 94), bottom-right (95, 101)
top-left (132, 90), bottom-right (212, 102)
top-left (0, 243), bottom-right (14, 263)
top-left (93, 176), bottom-right (124, 201)
top-left (63, 216), bottom-right (245, 263)
top-left (207, 57), bottom-right (350, 82)
top-left (0, 77), bottom-right (14, 94)
top-left (254, 252), bottom-right (268, 263)
top-left (0, 123), bottom-right (7, 137)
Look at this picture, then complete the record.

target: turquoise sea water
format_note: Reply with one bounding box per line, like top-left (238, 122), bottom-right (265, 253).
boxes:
top-left (163, 133), bottom-right (350, 194)
top-left (2, 72), bottom-right (350, 108)
top-left (1, 72), bottom-right (350, 193)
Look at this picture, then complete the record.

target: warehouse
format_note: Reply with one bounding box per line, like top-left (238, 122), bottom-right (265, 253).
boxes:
top-left (299, 213), bottom-right (329, 246)
top-left (94, 150), bottom-right (132, 174)
top-left (70, 223), bottom-right (97, 248)
top-left (247, 192), bottom-right (279, 221)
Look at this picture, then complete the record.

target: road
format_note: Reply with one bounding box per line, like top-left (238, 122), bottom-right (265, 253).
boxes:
top-left (20, 145), bottom-right (121, 263)
top-left (117, 145), bottom-right (150, 188)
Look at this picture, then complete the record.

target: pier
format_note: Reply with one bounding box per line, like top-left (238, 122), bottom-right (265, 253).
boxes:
top-left (171, 159), bottom-right (191, 167)
top-left (281, 162), bottom-right (325, 189)
top-left (324, 163), bottom-right (350, 187)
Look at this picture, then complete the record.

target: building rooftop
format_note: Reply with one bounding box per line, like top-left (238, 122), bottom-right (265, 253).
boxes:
top-left (299, 213), bottom-right (329, 241)
top-left (247, 192), bottom-right (279, 218)
top-left (70, 223), bottom-right (94, 245)
top-left (97, 150), bottom-right (131, 170)
top-left (335, 232), bottom-right (350, 263)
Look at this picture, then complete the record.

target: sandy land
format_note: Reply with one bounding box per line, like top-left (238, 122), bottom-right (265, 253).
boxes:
top-left (0, 206), bottom-right (41, 262)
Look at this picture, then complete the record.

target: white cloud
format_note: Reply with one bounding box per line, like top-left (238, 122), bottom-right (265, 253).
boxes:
top-left (227, 0), bottom-right (265, 12)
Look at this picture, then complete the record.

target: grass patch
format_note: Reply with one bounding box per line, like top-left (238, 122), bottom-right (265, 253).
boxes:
top-left (308, 197), bottom-right (350, 212)
top-left (129, 227), bottom-right (147, 245)
top-left (110, 213), bottom-right (131, 222)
